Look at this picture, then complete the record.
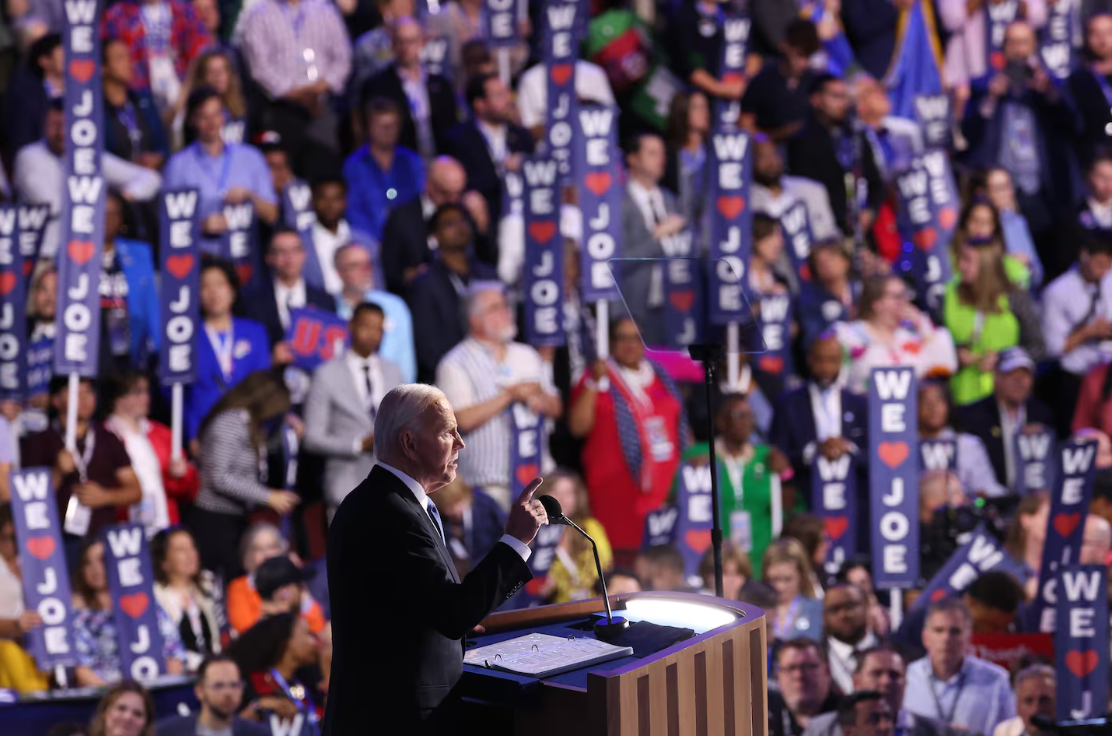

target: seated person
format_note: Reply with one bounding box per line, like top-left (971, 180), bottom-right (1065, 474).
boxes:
top-left (226, 613), bottom-right (324, 729)
top-left (226, 524), bottom-right (327, 636)
top-left (635, 544), bottom-right (690, 592)
top-left (0, 504), bottom-right (48, 692)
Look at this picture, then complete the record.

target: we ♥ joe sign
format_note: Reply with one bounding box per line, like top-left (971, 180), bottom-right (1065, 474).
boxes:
top-left (868, 367), bottom-right (919, 589)
top-left (159, 189), bottom-right (200, 386)
top-left (673, 462), bottom-right (714, 579)
top-left (102, 523), bottom-right (167, 681)
top-left (1054, 565), bottom-right (1108, 720)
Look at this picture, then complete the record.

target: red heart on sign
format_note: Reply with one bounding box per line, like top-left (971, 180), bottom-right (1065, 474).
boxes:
top-left (990, 51), bottom-right (1005, 71)
top-left (913, 227), bottom-right (937, 251)
top-left (528, 221), bottom-right (557, 244)
top-left (669, 290), bottom-right (694, 312)
top-left (685, 529), bottom-right (712, 554)
top-left (69, 59), bottom-right (95, 84)
top-left (515, 463), bottom-right (538, 488)
top-left (1054, 512), bottom-right (1081, 539)
top-left (717, 196), bottom-right (745, 220)
top-left (877, 441), bottom-right (909, 469)
top-left (722, 72), bottom-right (743, 84)
top-left (22, 260), bottom-right (33, 277)
top-left (938, 207), bottom-right (957, 230)
top-left (1066, 649), bottom-right (1100, 678)
top-left (758, 355), bottom-right (785, 375)
top-left (824, 516), bottom-right (848, 541)
top-left (166, 254), bottom-right (195, 280)
top-left (236, 264), bottom-right (253, 285)
top-left (930, 589), bottom-right (947, 602)
top-left (119, 592), bottom-right (149, 619)
top-left (67, 240), bottom-right (95, 266)
top-left (798, 263), bottom-right (812, 282)
top-left (0, 272), bottom-right (15, 296)
top-left (584, 172), bottom-right (612, 196)
top-left (26, 536), bottom-right (55, 560)
top-left (550, 64), bottom-right (573, 85)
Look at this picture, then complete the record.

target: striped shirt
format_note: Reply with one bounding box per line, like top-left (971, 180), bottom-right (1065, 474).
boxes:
top-left (436, 338), bottom-right (556, 489)
top-left (195, 409), bottom-right (270, 516)
top-left (236, 0), bottom-right (352, 98)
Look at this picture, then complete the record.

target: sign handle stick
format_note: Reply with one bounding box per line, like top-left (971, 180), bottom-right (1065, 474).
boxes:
top-left (55, 665), bottom-right (68, 690)
top-left (726, 322), bottom-right (739, 391)
top-left (64, 372), bottom-right (79, 451)
top-left (890, 589), bottom-right (903, 632)
top-left (596, 300), bottom-right (609, 359)
top-left (171, 383), bottom-right (183, 461)
top-left (770, 474), bottom-right (783, 539)
top-left (498, 48), bottom-right (511, 86)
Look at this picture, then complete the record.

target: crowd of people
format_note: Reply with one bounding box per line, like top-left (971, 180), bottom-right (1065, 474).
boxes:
top-left (0, 0), bottom-right (1111, 732)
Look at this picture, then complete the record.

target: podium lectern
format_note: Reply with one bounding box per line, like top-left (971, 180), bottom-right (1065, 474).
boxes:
top-left (456, 592), bottom-right (768, 736)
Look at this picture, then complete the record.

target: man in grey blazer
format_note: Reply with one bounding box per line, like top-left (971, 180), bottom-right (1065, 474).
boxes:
top-left (620, 132), bottom-right (690, 347)
top-left (304, 302), bottom-right (404, 520)
top-left (803, 645), bottom-right (954, 736)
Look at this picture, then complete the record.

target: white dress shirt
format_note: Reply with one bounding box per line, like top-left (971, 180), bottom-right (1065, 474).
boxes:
top-left (477, 120), bottom-right (508, 167)
top-left (628, 180), bottom-right (670, 307)
top-left (376, 460), bottom-right (531, 561)
top-left (1088, 197), bottom-right (1112, 230)
top-left (1042, 266), bottom-right (1112, 374)
top-left (274, 278), bottom-right (308, 332)
top-left (311, 220), bottom-right (350, 295)
top-left (826, 631), bottom-right (877, 694)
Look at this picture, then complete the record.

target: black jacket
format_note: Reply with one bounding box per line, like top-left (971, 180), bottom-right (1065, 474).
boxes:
top-left (321, 465), bottom-right (530, 734)
top-left (955, 395), bottom-right (1057, 488)
top-left (241, 279), bottom-right (336, 347)
top-left (156, 715), bottom-right (269, 736)
top-left (406, 257), bottom-right (497, 382)
top-left (361, 65), bottom-right (459, 156)
top-left (444, 120), bottom-right (534, 225)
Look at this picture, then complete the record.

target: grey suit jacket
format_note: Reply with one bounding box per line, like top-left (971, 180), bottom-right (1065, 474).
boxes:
top-left (620, 185), bottom-right (684, 347)
top-left (803, 709), bottom-right (954, 736)
top-left (303, 354), bottom-right (404, 517)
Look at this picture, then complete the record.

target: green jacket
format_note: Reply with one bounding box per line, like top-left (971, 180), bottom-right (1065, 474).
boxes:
top-left (943, 280), bottom-right (1019, 405)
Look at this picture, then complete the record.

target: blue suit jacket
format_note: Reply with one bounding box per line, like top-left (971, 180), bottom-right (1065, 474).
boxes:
top-left (441, 488), bottom-right (507, 562)
top-left (115, 238), bottom-right (161, 361)
top-left (241, 279), bottom-right (337, 346)
top-left (185, 317), bottom-right (272, 440)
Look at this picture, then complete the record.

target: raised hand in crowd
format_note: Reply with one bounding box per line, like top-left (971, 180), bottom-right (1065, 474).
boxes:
top-left (591, 359), bottom-right (608, 382)
top-left (818, 437), bottom-right (853, 461)
top-left (203, 212), bottom-right (227, 235)
top-left (55, 448), bottom-right (77, 477)
top-left (16, 610), bottom-right (42, 635)
top-left (267, 490), bottom-right (300, 515)
top-left (168, 456), bottom-right (189, 479)
top-left (653, 213), bottom-right (687, 240)
top-left (272, 342), bottom-right (295, 365)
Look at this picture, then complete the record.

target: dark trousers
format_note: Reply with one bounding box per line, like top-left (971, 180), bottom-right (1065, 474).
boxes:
top-left (185, 506), bottom-right (248, 583)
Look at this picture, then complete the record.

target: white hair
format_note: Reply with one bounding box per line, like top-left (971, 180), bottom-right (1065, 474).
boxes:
top-left (374, 384), bottom-right (447, 464)
top-left (464, 281), bottom-right (507, 321)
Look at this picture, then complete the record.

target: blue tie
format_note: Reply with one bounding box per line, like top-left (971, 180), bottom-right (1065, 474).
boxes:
top-left (426, 499), bottom-right (445, 544)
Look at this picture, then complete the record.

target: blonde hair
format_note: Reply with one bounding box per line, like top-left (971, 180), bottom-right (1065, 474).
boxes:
top-left (761, 538), bottom-right (817, 598)
top-left (956, 240), bottom-right (1012, 314)
top-left (187, 49), bottom-right (246, 119)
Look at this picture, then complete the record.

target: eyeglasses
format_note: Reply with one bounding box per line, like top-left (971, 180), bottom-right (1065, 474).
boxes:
top-left (780, 662), bottom-right (821, 675)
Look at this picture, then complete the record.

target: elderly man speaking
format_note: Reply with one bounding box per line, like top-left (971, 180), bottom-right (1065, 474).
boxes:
top-left (322, 384), bottom-right (548, 735)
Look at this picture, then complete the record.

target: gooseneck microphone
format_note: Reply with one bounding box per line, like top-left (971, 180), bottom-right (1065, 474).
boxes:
top-left (538, 495), bottom-right (629, 641)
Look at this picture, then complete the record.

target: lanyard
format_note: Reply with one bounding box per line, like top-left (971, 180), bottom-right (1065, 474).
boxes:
top-left (192, 144), bottom-right (234, 196)
top-left (269, 668), bottom-right (319, 735)
top-left (928, 671), bottom-right (966, 725)
top-left (205, 325), bottom-right (235, 382)
top-left (773, 597), bottom-right (801, 640)
top-left (116, 102), bottom-right (143, 159)
top-left (55, 423), bottom-right (95, 483)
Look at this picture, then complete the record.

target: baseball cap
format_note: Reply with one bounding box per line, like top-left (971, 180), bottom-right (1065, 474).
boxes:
top-left (255, 556), bottom-right (315, 600)
top-left (996, 347), bottom-right (1034, 374)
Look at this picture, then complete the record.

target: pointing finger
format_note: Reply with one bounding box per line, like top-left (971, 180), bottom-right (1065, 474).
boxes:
top-left (518, 477), bottom-right (543, 504)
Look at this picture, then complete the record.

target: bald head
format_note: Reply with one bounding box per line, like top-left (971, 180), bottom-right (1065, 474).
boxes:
top-left (1082, 515), bottom-right (1112, 564)
top-left (807, 333), bottom-right (843, 388)
top-left (427, 157), bottom-right (467, 206)
top-left (1004, 21), bottom-right (1036, 62)
top-left (919, 471), bottom-right (965, 524)
top-left (392, 16), bottom-right (424, 68)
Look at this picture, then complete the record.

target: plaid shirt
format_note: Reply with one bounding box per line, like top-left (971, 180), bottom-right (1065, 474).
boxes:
top-left (101, 0), bottom-right (212, 92)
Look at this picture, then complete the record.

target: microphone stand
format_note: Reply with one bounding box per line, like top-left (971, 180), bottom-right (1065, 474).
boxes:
top-left (561, 515), bottom-right (629, 640)
top-left (688, 343), bottom-right (725, 598)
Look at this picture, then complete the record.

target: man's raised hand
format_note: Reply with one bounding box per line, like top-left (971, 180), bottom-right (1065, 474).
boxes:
top-left (505, 478), bottom-right (548, 545)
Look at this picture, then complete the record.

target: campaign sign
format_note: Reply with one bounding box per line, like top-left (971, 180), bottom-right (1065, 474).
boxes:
top-left (522, 157), bottom-right (566, 347)
top-left (1014, 427), bottom-right (1058, 495)
top-left (527, 524), bottom-right (564, 579)
top-left (510, 402), bottom-right (543, 502)
top-left (643, 504), bottom-right (679, 548)
top-left (913, 95), bottom-right (951, 152)
top-left (158, 189), bottom-right (200, 386)
top-left (8, 469), bottom-right (76, 668)
top-left (920, 439), bottom-right (958, 472)
top-left (970, 632), bottom-right (1053, 672)
top-left (895, 153), bottom-right (956, 315)
top-left (26, 336), bottom-right (53, 398)
top-left (1055, 565), bottom-right (1108, 720)
top-left (1040, 0), bottom-right (1075, 82)
top-left (780, 200), bottom-right (815, 282)
top-left (663, 249), bottom-right (701, 349)
top-left (102, 523), bottom-right (167, 681)
top-left (17, 203), bottom-right (50, 275)
top-left (282, 181), bottom-right (323, 291)
top-left (1028, 439), bottom-right (1097, 632)
top-left (222, 201), bottom-right (257, 287)
top-left (708, 131), bottom-right (751, 326)
top-left (755, 292), bottom-right (793, 377)
top-left (576, 105), bottom-right (623, 302)
top-left (286, 308), bottom-right (349, 373)
top-left (673, 462), bottom-right (715, 578)
top-left (868, 367), bottom-right (919, 589)
top-left (913, 524), bottom-right (1029, 609)
top-left (714, 13), bottom-right (750, 130)
top-left (543, 0), bottom-right (581, 179)
top-left (0, 205), bottom-right (26, 400)
top-left (812, 453), bottom-right (857, 578)
top-left (483, 0), bottom-right (520, 48)
top-left (54, 0), bottom-right (106, 377)
top-left (502, 169), bottom-right (524, 220)
top-left (985, 0), bottom-right (1020, 72)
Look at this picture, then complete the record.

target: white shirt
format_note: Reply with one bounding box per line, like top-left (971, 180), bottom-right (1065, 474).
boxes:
top-left (998, 401), bottom-right (1026, 489)
top-left (496, 204), bottom-right (583, 286)
top-left (274, 278), bottom-right (308, 332)
top-left (1042, 266), bottom-right (1112, 374)
top-left (376, 460), bottom-right (531, 561)
top-left (311, 220), bottom-right (350, 295)
top-left (826, 631), bottom-right (878, 694)
top-left (628, 180), bottom-right (670, 307)
top-left (13, 141), bottom-right (163, 259)
top-left (345, 348), bottom-right (384, 410)
top-left (516, 60), bottom-right (616, 129)
top-left (104, 416), bottom-right (171, 538)
top-left (809, 383), bottom-right (843, 441)
top-left (750, 175), bottom-right (840, 242)
top-left (1089, 197), bottom-right (1112, 230)
top-left (477, 120), bottom-right (508, 166)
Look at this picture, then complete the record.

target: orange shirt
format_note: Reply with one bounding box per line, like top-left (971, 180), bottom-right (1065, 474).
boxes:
top-left (226, 575), bottom-right (327, 635)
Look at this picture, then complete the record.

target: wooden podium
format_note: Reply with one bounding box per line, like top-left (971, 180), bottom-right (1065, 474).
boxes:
top-left (456, 591), bottom-right (769, 736)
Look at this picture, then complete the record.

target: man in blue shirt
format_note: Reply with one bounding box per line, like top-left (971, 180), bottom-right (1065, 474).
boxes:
top-left (162, 86), bottom-right (278, 254)
top-left (334, 242), bottom-right (416, 383)
top-left (903, 599), bottom-right (1016, 736)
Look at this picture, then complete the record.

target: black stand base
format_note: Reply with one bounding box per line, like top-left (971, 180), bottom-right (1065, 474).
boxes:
top-left (593, 616), bottom-right (630, 641)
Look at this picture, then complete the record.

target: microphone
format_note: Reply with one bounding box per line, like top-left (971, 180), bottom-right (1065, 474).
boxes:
top-left (539, 495), bottom-right (629, 641)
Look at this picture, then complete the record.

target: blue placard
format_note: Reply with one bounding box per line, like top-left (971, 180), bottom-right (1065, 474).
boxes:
top-left (780, 200), bottom-right (815, 283)
top-left (0, 205), bottom-right (26, 400)
top-left (17, 203), bottom-right (50, 275)
top-left (812, 454), bottom-right (857, 579)
top-left (8, 469), bottom-right (76, 668)
top-left (527, 524), bottom-right (564, 578)
top-left (222, 201), bottom-right (257, 288)
top-left (26, 337), bottom-right (53, 397)
top-left (286, 307), bottom-right (349, 373)
top-left (509, 402), bottom-right (543, 502)
top-left (1014, 427), bottom-right (1058, 495)
top-left (522, 157), bottom-right (566, 347)
top-left (673, 462), bottom-right (714, 579)
top-left (158, 189), bottom-right (201, 386)
top-left (985, 0), bottom-right (1020, 72)
top-left (714, 13), bottom-right (750, 130)
top-left (894, 154), bottom-right (956, 316)
top-left (754, 292), bottom-right (794, 378)
top-left (1027, 439), bottom-right (1097, 632)
top-left (1055, 565), bottom-right (1109, 720)
top-left (102, 523), bottom-right (167, 681)
top-left (707, 131), bottom-right (751, 326)
top-left (483, 0), bottom-right (520, 48)
top-left (912, 523), bottom-right (1029, 609)
top-left (913, 95), bottom-right (951, 152)
top-left (1040, 0), bottom-right (1076, 82)
top-left (868, 367), bottom-right (919, 589)
top-left (54, 0), bottom-right (105, 377)
top-left (542, 0), bottom-right (581, 180)
top-left (919, 439), bottom-right (957, 472)
top-left (642, 504), bottom-right (679, 548)
top-left (576, 104), bottom-right (622, 303)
